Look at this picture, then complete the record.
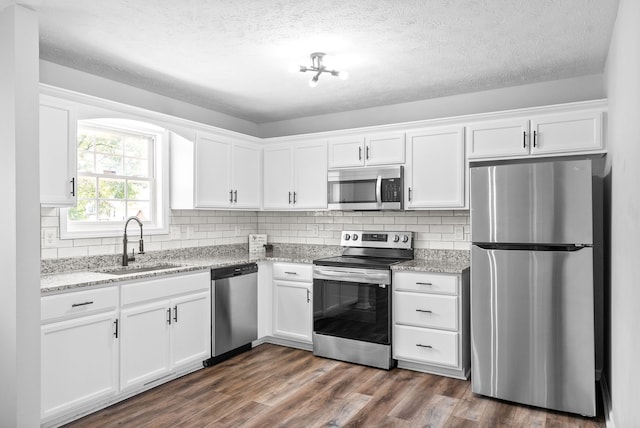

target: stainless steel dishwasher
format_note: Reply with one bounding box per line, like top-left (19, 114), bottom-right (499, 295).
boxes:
top-left (204, 263), bottom-right (258, 366)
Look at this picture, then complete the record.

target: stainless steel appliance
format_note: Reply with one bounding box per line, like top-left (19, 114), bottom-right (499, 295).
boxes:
top-left (312, 231), bottom-right (413, 369)
top-left (204, 263), bottom-right (258, 366)
top-left (470, 158), bottom-right (603, 417)
top-left (327, 166), bottom-right (403, 210)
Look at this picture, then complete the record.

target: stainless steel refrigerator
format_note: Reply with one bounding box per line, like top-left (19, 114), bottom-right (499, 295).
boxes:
top-left (470, 158), bottom-right (602, 417)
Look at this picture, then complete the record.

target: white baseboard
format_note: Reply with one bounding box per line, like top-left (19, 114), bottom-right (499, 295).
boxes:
top-left (600, 374), bottom-right (616, 428)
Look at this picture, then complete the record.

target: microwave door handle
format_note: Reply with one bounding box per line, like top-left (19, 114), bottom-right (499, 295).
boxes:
top-left (376, 175), bottom-right (382, 206)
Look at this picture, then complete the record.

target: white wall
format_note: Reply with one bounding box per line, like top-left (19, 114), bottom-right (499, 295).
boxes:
top-left (258, 74), bottom-right (605, 137)
top-left (603, 0), bottom-right (640, 426)
top-left (0, 4), bottom-right (41, 426)
top-left (40, 60), bottom-right (261, 137)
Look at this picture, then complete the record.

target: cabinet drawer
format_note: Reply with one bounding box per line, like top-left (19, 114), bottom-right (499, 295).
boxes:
top-left (394, 325), bottom-right (458, 367)
top-left (121, 271), bottom-right (210, 306)
top-left (41, 286), bottom-right (118, 323)
top-left (395, 292), bottom-right (458, 330)
top-left (273, 263), bottom-right (312, 282)
top-left (393, 271), bottom-right (458, 295)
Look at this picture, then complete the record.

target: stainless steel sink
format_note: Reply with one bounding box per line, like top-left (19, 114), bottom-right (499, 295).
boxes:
top-left (96, 263), bottom-right (186, 275)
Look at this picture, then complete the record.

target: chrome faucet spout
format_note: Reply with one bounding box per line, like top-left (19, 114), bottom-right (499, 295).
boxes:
top-left (122, 216), bottom-right (145, 266)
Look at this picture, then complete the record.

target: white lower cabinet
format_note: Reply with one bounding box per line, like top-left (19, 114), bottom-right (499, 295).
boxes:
top-left (41, 271), bottom-right (210, 426)
top-left (41, 311), bottom-right (119, 421)
top-left (120, 272), bottom-right (211, 393)
top-left (41, 287), bottom-right (120, 423)
top-left (392, 270), bottom-right (470, 379)
top-left (272, 263), bottom-right (313, 344)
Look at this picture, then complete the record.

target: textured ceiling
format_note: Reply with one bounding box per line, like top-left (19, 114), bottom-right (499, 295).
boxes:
top-left (38, 0), bottom-right (619, 123)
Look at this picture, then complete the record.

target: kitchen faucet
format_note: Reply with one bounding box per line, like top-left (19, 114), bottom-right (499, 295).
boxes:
top-left (122, 216), bottom-right (145, 266)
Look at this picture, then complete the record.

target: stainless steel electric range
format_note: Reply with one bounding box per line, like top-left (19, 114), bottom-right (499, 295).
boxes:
top-left (312, 230), bottom-right (413, 369)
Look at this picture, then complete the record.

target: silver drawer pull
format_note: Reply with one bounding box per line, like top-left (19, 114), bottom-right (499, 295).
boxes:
top-left (416, 282), bottom-right (433, 286)
top-left (71, 301), bottom-right (94, 307)
top-left (284, 271), bottom-right (297, 275)
top-left (416, 344), bottom-right (433, 349)
top-left (415, 309), bottom-right (432, 313)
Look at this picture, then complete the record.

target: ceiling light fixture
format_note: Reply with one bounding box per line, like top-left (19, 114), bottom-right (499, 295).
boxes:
top-left (296, 52), bottom-right (348, 87)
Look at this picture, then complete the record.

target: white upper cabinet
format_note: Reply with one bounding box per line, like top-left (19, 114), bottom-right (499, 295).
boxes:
top-left (40, 96), bottom-right (77, 207)
top-left (467, 108), bottom-right (604, 160)
top-left (171, 131), bottom-right (262, 210)
top-left (263, 139), bottom-right (327, 210)
top-left (405, 127), bottom-right (466, 209)
top-left (529, 111), bottom-right (603, 155)
top-left (466, 118), bottom-right (529, 159)
top-left (328, 132), bottom-right (405, 168)
top-left (364, 132), bottom-right (406, 166)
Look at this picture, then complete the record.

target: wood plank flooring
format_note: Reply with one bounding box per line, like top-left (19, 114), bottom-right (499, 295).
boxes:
top-left (64, 344), bottom-right (606, 427)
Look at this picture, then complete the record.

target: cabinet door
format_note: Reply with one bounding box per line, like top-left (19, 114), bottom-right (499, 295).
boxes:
top-left (263, 145), bottom-right (293, 209)
top-left (194, 133), bottom-right (232, 207)
top-left (364, 132), bottom-right (405, 165)
top-left (328, 136), bottom-right (365, 168)
top-left (273, 280), bottom-right (312, 342)
top-left (293, 141), bottom-right (327, 209)
top-left (41, 312), bottom-right (118, 420)
top-left (39, 101), bottom-right (77, 207)
top-left (120, 300), bottom-right (171, 391)
top-left (406, 127), bottom-right (465, 209)
top-left (232, 142), bottom-right (262, 208)
top-left (530, 111), bottom-right (603, 155)
top-left (467, 119), bottom-right (529, 159)
top-left (171, 291), bottom-right (211, 368)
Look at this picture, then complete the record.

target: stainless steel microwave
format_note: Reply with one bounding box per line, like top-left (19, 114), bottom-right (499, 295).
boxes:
top-left (327, 166), bottom-right (403, 210)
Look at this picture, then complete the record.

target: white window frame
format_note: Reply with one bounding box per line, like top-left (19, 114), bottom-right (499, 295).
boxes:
top-left (60, 118), bottom-right (169, 239)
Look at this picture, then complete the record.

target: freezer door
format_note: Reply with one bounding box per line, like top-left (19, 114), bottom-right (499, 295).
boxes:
top-left (471, 159), bottom-right (593, 244)
top-left (470, 245), bottom-right (596, 416)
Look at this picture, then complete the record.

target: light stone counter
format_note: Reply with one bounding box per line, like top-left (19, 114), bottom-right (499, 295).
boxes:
top-left (41, 244), bottom-right (343, 295)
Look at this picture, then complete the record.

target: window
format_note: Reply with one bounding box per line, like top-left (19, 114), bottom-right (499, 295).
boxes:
top-left (60, 118), bottom-right (169, 238)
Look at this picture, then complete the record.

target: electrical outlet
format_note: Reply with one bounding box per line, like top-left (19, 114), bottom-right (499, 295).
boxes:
top-left (43, 229), bottom-right (56, 248)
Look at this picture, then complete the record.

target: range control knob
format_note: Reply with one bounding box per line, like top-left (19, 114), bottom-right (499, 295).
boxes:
top-left (352, 233), bottom-right (359, 241)
top-left (393, 235), bottom-right (400, 242)
top-left (344, 233), bottom-right (351, 241)
top-left (402, 235), bottom-right (410, 243)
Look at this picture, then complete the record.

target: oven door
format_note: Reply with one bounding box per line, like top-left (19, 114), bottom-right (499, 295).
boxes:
top-left (312, 266), bottom-right (391, 345)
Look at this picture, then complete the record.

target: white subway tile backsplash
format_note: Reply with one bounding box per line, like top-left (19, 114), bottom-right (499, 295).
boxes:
top-left (40, 208), bottom-right (467, 260)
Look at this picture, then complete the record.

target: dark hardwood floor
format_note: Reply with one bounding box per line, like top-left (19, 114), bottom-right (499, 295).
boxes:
top-left (64, 344), bottom-right (606, 427)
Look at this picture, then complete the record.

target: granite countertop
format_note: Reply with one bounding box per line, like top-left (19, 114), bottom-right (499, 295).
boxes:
top-left (41, 245), bottom-right (470, 295)
top-left (392, 258), bottom-right (470, 274)
top-left (40, 246), bottom-right (339, 295)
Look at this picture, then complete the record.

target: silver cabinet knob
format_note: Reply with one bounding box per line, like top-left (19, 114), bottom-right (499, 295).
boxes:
top-left (393, 235), bottom-right (400, 242)
top-left (352, 234), bottom-right (359, 241)
top-left (402, 235), bottom-right (409, 243)
top-left (344, 233), bottom-right (351, 241)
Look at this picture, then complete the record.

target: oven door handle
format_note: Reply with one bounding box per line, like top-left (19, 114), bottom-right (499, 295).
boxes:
top-left (376, 175), bottom-right (382, 206)
top-left (313, 268), bottom-right (390, 285)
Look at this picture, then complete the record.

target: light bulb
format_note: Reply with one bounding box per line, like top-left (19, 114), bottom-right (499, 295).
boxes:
top-left (309, 76), bottom-right (319, 87)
